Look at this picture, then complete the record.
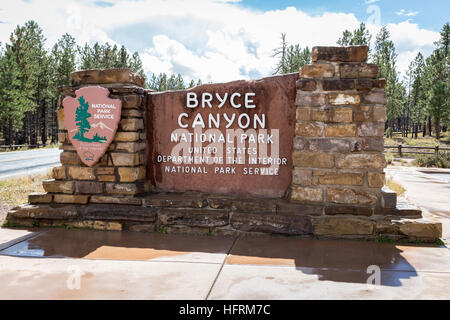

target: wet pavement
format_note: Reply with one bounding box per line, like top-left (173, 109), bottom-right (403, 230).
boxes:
top-left (0, 227), bottom-right (449, 299)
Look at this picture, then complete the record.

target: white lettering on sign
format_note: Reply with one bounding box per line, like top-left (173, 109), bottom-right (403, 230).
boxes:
top-left (162, 91), bottom-right (286, 176)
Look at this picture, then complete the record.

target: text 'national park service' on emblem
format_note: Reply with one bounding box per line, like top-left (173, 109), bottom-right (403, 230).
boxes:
top-left (63, 86), bottom-right (122, 167)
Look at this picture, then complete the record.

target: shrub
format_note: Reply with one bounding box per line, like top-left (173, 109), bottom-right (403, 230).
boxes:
top-left (414, 152), bottom-right (450, 168)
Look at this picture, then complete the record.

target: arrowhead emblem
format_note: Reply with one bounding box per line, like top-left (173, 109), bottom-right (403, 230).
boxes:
top-left (63, 86), bottom-right (122, 167)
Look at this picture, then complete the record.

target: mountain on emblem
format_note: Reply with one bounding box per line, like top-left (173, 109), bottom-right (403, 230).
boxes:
top-left (91, 121), bottom-right (114, 131)
top-left (63, 86), bottom-right (122, 167)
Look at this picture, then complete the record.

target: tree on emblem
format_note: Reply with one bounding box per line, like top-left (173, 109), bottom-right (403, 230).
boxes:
top-left (73, 96), bottom-right (92, 142)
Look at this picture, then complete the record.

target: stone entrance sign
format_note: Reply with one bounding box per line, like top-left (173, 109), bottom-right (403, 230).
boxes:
top-left (147, 75), bottom-right (298, 197)
top-left (7, 47), bottom-right (442, 242)
top-left (63, 86), bottom-right (122, 167)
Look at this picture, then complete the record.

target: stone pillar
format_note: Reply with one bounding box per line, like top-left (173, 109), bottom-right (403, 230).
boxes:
top-left (290, 46), bottom-right (387, 209)
top-left (31, 69), bottom-right (150, 207)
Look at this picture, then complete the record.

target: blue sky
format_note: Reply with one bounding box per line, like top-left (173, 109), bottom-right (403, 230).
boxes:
top-left (1, 0), bottom-right (448, 82)
top-left (238, 0), bottom-right (448, 31)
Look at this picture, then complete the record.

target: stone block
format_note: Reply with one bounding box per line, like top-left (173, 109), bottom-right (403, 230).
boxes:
top-left (295, 122), bottom-right (324, 137)
top-left (105, 183), bottom-right (140, 195)
top-left (113, 132), bottom-right (140, 142)
top-left (354, 105), bottom-right (371, 122)
top-left (118, 166), bottom-right (146, 182)
top-left (310, 110), bottom-right (328, 122)
top-left (121, 95), bottom-right (143, 109)
top-left (90, 196), bottom-right (142, 205)
top-left (119, 118), bottom-right (144, 131)
top-left (363, 89), bottom-right (387, 104)
top-left (96, 167), bottom-right (114, 175)
top-left (322, 79), bottom-right (355, 91)
top-left (70, 69), bottom-right (145, 87)
top-left (158, 208), bottom-right (229, 227)
top-left (319, 173), bottom-right (364, 186)
top-left (122, 109), bottom-right (143, 117)
top-left (292, 151), bottom-right (334, 168)
top-left (381, 186), bottom-right (397, 208)
top-left (367, 172), bottom-right (385, 188)
top-left (308, 139), bottom-right (350, 153)
top-left (357, 137), bottom-right (385, 152)
top-left (68, 167), bottom-right (95, 180)
top-left (75, 181), bottom-right (104, 194)
top-left (292, 168), bottom-right (313, 186)
top-left (325, 124), bottom-right (356, 137)
top-left (300, 63), bottom-right (335, 78)
top-left (231, 212), bottom-right (312, 235)
top-left (52, 166), bottom-right (67, 180)
top-left (328, 93), bottom-right (360, 105)
top-left (6, 204), bottom-right (79, 220)
top-left (339, 63), bottom-right (378, 79)
top-left (58, 132), bottom-right (69, 144)
top-left (42, 180), bottom-right (74, 194)
top-left (398, 219), bottom-right (442, 239)
top-left (115, 142), bottom-right (146, 153)
top-left (324, 206), bottom-right (373, 216)
top-left (60, 152), bottom-right (81, 165)
top-left (28, 192), bottom-right (52, 204)
top-left (296, 79), bottom-right (316, 91)
top-left (328, 108), bottom-right (353, 123)
top-left (326, 188), bottom-right (378, 205)
top-left (373, 105), bottom-right (386, 122)
top-left (355, 79), bottom-right (374, 90)
top-left (312, 46), bottom-right (368, 62)
top-left (83, 204), bottom-right (155, 222)
top-left (57, 108), bottom-right (65, 130)
top-left (336, 154), bottom-right (386, 169)
top-left (111, 153), bottom-right (142, 166)
top-left (296, 107), bottom-right (310, 121)
top-left (357, 122), bottom-right (385, 137)
top-left (296, 92), bottom-right (326, 107)
top-left (54, 194), bottom-right (89, 204)
top-left (313, 217), bottom-right (374, 236)
top-left (98, 175), bottom-right (116, 182)
top-left (291, 186), bottom-right (323, 202)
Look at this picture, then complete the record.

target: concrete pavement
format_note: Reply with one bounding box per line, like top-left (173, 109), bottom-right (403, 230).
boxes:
top-left (0, 227), bottom-right (449, 299)
top-left (0, 148), bottom-right (61, 180)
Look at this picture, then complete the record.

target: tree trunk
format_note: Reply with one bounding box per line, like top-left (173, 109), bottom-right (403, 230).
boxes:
top-left (436, 118), bottom-right (441, 140)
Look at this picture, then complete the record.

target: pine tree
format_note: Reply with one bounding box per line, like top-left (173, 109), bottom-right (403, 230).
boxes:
top-left (73, 96), bottom-right (91, 142)
top-left (373, 26), bottom-right (401, 137)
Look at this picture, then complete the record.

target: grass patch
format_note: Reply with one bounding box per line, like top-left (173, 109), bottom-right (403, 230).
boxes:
top-left (384, 131), bottom-right (450, 148)
top-left (155, 225), bottom-right (167, 234)
top-left (0, 171), bottom-right (51, 205)
top-left (375, 235), bottom-right (444, 245)
top-left (385, 179), bottom-right (405, 197)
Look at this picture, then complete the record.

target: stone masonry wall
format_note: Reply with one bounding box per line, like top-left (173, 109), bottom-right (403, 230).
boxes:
top-left (290, 46), bottom-right (387, 209)
top-left (30, 69), bottom-right (150, 207)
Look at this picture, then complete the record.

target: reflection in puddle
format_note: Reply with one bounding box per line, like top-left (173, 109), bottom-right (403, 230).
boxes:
top-left (1, 240), bottom-right (46, 257)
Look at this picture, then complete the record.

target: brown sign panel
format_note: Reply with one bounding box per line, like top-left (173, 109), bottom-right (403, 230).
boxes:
top-left (147, 74), bottom-right (298, 197)
top-left (63, 86), bottom-right (122, 167)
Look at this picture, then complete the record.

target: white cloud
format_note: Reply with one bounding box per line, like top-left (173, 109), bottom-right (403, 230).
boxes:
top-left (0, 0), bottom-right (439, 82)
top-left (395, 9), bottom-right (420, 17)
top-left (364, 0), bottom-right (379, 4)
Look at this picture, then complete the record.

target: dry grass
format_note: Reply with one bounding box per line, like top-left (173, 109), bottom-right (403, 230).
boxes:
top-left (386, 179), bottom-right (406, 197)
top-left (0, 171), bottom-right (51, 205)
top-left (385, 131), bottom-right (450, 147)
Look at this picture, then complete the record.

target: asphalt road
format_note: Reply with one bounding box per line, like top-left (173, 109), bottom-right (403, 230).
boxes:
top-left (0, 148), bottom-right (61, 180)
